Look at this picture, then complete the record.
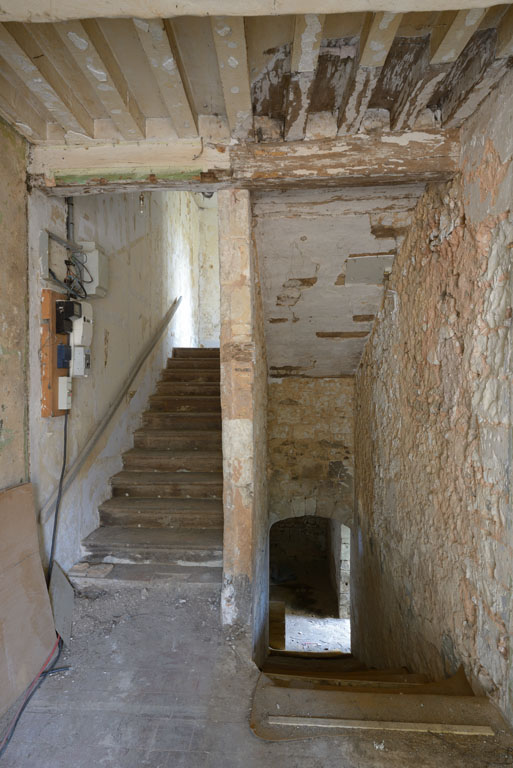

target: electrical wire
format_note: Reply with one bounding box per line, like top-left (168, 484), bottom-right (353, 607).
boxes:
top-left (46, 410), bottom-right (69, 588)
top-left (0, 635), bottom-right (65, 759)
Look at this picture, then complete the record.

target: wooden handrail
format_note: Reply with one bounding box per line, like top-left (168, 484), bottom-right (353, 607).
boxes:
top-left (40, 296), bottom-right (182, 525)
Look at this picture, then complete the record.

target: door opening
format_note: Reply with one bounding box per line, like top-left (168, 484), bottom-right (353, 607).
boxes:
top-left (268, 516), bottom-right (350, 653)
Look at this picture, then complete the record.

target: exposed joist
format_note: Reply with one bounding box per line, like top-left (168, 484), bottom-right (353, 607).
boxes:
top-left (211, 16), bottom-right (253, 139)
top-left (284, 14), bottom-right (325, 141)
top-left (132, 18), bottom-right (197, 138)
top-left (55, 19), bottom-right (146, 140)
top-left (430, 8), bottom-right (488, 64)
top-left (0, 23), bottom-right (87, 135)
top-left (391, 10), bottom-right (487, 131)
top-left (21, 23), bottom-right (107, 121)
top-left (439, 28), bottom-right (511, 128)
top-left (28, 130), bottom-right (458, 195)
top-left (496, 5), bottom-right (513, 58)
top-left (0, 56), bottom-right (56, 140)
top-left (338, 12), bottom-right (402, 134)
top-left (2, 22), bottom-right (95, 137)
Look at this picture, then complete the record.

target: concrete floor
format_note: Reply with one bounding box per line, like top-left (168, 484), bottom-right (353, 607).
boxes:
top-left (2, 580), bottom-right (513, 768)
top-left (286, 615), bottom-right (351, 653)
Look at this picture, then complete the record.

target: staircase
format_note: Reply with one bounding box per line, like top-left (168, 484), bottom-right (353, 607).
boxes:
top-left (69, 347), bottom-right (224, 588)
top-left (251, 651), bottom-right (507, 739)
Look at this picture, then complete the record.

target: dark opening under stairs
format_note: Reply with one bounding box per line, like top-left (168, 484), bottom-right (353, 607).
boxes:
top-left (69, 347), bottom-right (223, 588)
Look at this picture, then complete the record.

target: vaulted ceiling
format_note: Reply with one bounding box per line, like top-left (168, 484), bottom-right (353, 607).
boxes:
top-left (0, 7), bottom-right (512, 147)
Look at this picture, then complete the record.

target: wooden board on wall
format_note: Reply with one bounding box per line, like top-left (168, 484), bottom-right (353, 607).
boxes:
top-left (41, 288), bottom-right (68, 417)
top-left (0, 483), bottom-right (56, 718)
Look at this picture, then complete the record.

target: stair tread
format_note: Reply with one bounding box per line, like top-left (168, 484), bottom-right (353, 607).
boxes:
top-left (112, 470), bottom-right (223, 484)
top-left (69, 561), bottom-right (222, 586)
top-left (134, 429), bottom-right (222, 436)
top-left (100, 497), bottom-right (223, 511)
top-left (123, 449), bottom-right (223, 459)
top-left (83, 526), bottom-right (223, 549)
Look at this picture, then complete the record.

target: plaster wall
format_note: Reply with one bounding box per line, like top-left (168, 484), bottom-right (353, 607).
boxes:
top-left (253, 186), bottom-right (422, 377)
top-left (352, 69), bottom-right (513, 722)
top-left (0, 119), bottom-right (28, 490)
top-left (197, 199), bottom-right (221, 347)
top-left (29, 190), bottom-right (205, 570)
top-left (267, 377), bottom-right (354, 526)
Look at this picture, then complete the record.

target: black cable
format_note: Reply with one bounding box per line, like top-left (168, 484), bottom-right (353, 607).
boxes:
top-left (46, 410), bottom-right (69, 587)
top-left (0, 638), bottom-right (65, 759)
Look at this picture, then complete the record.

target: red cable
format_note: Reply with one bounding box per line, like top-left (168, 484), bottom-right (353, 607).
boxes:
top-left (0, 634), bottom-right (60, 753)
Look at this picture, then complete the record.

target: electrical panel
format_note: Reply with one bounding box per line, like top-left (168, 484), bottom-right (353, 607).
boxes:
top-left (71, 302), bottom-right (93, 347)
top-left (71, 346), bottom-right (91, 378)
top-left (78, 241), bottom-right (108, 297)
top-left (58, 376), bottom-right (72, 410)
top-left (56, 300), bottom-right (81, 335)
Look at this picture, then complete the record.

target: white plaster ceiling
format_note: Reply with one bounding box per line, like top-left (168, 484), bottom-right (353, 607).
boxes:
top-left (253, 185), bottom-right (424, 376)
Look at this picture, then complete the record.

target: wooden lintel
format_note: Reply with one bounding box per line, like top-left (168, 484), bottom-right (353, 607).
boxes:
top-left (3, 22), bottom-right (95, 137)
top-left (28, 131), bottom-right (459, 194)
top-left (132, 18), bottom-right (197, 139)
top-left (211, 16), bottom-right (253, 139)
top-left (430, 8), bottom-right (487, 64)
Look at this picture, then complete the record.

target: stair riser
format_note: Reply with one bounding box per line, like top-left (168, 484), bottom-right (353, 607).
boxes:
top-left (112, 484), bottom-right (223, 499)
top-left (156, 383), bottom-right (221, 396)
top-left (143, 414), bottom-right (222, 430)
top-left (173, 349), bottom-right (220, 359)
top-left (123, 455), bottom-right (223, 472)
top-left (134, 433), bottom-right (222, 450)
top-left (100, 510), bottom-right (224, 528)
top-left (149, 397), bottom-right (221, 413)
top-left (161, 371), bottom-right (221, 382)
top-left (166, 359), bottom-right (220, 370)
top-left (82, 547), bottom-right (223, 565)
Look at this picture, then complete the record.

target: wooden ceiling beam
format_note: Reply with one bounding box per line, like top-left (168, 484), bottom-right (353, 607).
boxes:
top-left (338, 12), bottom-right (402, 134)
top-left (0, 23), bottom-right (88, 135)
top-left (3, 22), bottom-right (95, 137)
top-left (0, 67), bottom-right (48, 140)
top-left (496, 6), bottom-right (513, 58)
top-left (55, 20), bottom-right (146, 140)
top-left (132, 18), bottom-right (197, 138)
top-left (441, 28), bottom-right (511, 128)
top-left (211, 16), bottom-right (253, 139)
top-left (284, 14), bottom-right (325, 141)
top-left (430, 8), bottom-right (488, 64)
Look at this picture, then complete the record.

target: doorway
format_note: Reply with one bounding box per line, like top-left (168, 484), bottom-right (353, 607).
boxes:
top-left (269, 516), bottom-right (350, 653)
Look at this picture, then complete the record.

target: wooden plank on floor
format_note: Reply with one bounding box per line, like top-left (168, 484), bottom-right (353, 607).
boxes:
top-left (268, 715), bottom-right (495, 736)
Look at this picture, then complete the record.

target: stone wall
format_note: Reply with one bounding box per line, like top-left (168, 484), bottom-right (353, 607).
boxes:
top-left (0, 119), bottom-right (28, 490)
top-left (218, 189), bottom-right (268, 663)
top-left (267, 377), bottom-right (354, 526)
top-left (353, 69), bottom-right (513, 721)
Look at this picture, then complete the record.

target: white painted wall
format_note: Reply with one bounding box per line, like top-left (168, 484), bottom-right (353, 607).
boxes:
top-left (28, 190), bottom-right (219, 571)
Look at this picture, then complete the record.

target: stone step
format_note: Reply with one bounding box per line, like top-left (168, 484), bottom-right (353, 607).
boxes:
top-left (111, 470), bottom-right (223, 499)
top-left (155, 382), bottom-right (220, 396)
top-left (166, 359), bottom-right (220, 370)
top-left (69, 561), bottom-right (222, 590)
top-left (173, 347), bottom-right (220, 358)
top-left (99, 497), bottom-right (223, 528)
top-left (251, 674), bottom-right (502, 740)
top-left (134, 429), bottom-right (222, 451)
top-left (81, 526), bottom-right (223, 565)
top-left (148, 395), bottom-right (221, 413)
top-left (122, 449), bottom-right (223, 472)
top-left (142, 412), bottom-right (222, 430)
top-left (161, 369), bottom-right (220, 383)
